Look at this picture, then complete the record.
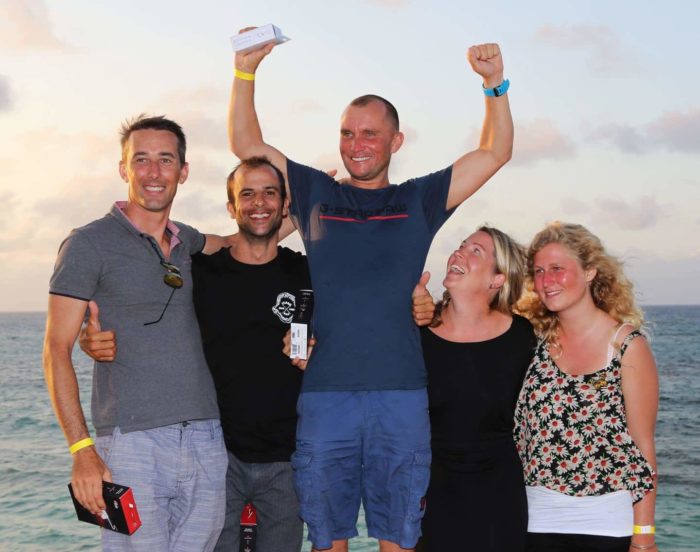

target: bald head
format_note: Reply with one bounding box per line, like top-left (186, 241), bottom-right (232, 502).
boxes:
top-left (347, 95), bottom-right (399, 131)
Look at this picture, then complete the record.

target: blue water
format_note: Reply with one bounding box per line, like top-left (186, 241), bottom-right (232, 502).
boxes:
top-left (0, 307), bottom-right (697, 551)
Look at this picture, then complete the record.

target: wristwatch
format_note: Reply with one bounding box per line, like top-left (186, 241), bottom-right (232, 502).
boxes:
top-left (483, 79), bottom-right (510, 97)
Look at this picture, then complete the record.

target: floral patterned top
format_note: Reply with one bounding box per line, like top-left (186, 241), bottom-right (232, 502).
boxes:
top-left (513, 330), bottom-right (655, 503)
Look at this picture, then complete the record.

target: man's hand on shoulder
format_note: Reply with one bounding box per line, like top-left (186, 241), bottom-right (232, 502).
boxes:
top-left (467, 43), bottom-right (504, 87)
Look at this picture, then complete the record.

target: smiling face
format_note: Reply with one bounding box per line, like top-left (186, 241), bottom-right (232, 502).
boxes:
top-left (443, 231), bottom-right (505, 296)
top-left (339, 100), bottom-right (404, 187)
top-left (119, 129), bottom-right (188, 216)
top-left (533, 242), bottom-right (596, 313)
top-left (227, 164), bottom-right (288, 241)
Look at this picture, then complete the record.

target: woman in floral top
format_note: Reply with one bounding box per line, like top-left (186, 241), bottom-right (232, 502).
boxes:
top-left (514, 222), bottom-right (658, 552)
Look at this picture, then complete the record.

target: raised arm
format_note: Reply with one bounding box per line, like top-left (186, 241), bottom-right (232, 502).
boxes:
top-left (446, 43), bottom-right (513, 211)
top-left (43, 294), bottom-right (112, 515)
top-left (229, 28), bottom-right (288, 187)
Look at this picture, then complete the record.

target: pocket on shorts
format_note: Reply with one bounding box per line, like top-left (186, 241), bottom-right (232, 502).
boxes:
top-left (407, 449), bottom-right (431, 522)
top-left (95, 428), bottom-right (119, 466)
top-left (290, 451), bottom-right (319, 524)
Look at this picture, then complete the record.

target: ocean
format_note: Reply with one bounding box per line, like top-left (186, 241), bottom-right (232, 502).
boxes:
top-left (0, 307), bottom-right (697, 551)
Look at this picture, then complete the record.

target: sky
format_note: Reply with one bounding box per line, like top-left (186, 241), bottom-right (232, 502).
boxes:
top-left (0, 0), bottom-right (698, 311)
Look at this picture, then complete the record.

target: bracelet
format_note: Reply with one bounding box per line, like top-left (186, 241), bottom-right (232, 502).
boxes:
top-left (630, 543), bottom-right (656, 550)
top-left (633, 525), bottom-right (656, 534)
top-left (69, 437), bottom-right (95, 455)
top-left (483, 78), bottom-right (510, 97)
top-left (234, 69), bottom-right (255, 81)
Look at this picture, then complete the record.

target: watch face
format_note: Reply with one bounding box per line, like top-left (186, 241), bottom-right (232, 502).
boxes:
top-left (484, 79), bottom-right (509, 97)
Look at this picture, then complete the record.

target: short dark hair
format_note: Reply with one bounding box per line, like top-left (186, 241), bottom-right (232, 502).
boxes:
top-left (227, 156), bottom-right (287, 206)
top-left (349, 94), bottom-right (400, 130)
top-left (120, 114), bottom-right (187, 165)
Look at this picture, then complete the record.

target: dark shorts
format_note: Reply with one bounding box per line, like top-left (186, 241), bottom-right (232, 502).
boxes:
top-left (292, 389), bottom-right (431, 550)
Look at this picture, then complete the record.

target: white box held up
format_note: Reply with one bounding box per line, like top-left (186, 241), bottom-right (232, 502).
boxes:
top-left (230, 24), bottom-right (290, 54)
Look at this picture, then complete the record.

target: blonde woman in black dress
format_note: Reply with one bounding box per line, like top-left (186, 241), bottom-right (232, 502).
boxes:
top-left (417, 226), bottom-right (535, 551)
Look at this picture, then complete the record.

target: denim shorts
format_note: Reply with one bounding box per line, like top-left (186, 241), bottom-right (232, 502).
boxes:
top-left (95, 419), bottom-right (228, 552)
top-left (292, 389), bottom-right (431, 550)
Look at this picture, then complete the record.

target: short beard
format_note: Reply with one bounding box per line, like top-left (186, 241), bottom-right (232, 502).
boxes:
top-left (237, 218), bottom-right (282, 244)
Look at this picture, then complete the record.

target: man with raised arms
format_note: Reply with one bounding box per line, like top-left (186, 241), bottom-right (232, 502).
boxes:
top-left (229, 33), bottom-right (513, 552)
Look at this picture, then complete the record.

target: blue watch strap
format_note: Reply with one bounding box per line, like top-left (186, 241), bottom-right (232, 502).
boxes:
top-left (483, 79), bottom-right (510, 97)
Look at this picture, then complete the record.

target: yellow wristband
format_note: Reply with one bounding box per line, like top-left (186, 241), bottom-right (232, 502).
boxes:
top-left (633, 525), bottom-right (655, 535)
top-left (234, 69), bottom-right (255, 81)
top-left (69, 437), bottom-right (95, 455)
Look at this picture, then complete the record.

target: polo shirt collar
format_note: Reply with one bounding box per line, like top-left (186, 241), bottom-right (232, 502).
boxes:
top-left (110, 201), bottom-right (183, 249)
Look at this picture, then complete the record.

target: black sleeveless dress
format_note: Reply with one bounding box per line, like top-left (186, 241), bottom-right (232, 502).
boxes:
top-left (417, 315), bottom-right (535, 552)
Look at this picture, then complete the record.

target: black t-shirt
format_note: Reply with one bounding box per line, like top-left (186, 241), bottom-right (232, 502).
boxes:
top-left (192, 246), bottom-right (311, 462)
top-left (421, 314), bottom-right (536, 466)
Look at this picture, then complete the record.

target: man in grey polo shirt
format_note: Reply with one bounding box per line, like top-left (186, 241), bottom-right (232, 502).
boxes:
top-left (43, 115), bottom-right (228, 551)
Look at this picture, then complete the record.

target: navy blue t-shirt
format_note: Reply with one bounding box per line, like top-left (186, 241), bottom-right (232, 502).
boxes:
top-left (287, 159), bottom-right (454, 392)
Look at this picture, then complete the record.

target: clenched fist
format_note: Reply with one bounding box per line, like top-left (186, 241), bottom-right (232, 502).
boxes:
top-left (467, 43), bottom-right (504, 88)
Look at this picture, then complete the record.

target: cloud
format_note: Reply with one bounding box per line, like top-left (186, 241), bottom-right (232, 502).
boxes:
top-left (593, 197), bottom-right (663, 230)
top-left (155, 87), bottom-right (229, 151)
top-left (0, 75), bottom-right (11, 111)
top-left (0, 0), bottom-right (72, 52)
top-left (178, 115), bottom-right (228, 151)
top-left (589, 109), bottom-right (700, 154)
top-left (560, 196), bottom-right (589, 216)
top-left (32, 172), bottom-right (120, 229)
top-left (401, 125), bottom-right (418, 146)
top-left (311, 151), bottom-right (345, 174)
top-left (511, 119), bottom-right (575, 165)
top-left (364, 0), bottom-right (408, 7)
top-left (624, 252), bottom-right (700, 305)
top-left (0, 192), bottom-right (19, 232)
top-left (534, 24), bottom-right (637, 74)
top-left (185, 152), bottom-right (231, 188)
top-left (559, 195), bottom-right (669, 231)
top-left (160, 86), bottom-right (227, 108)
top-left (290, 98), bottom-right (325, 113)
top-left (592, 195), bottom-right (668, 230)
top-left (589, 124), bottom-right (648, 154)
top-left (647, 109), bottom-right (700, 153)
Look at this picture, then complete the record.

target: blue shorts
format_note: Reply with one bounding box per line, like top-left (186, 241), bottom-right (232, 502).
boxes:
top-left (291, 389), bottom-right (431, 550)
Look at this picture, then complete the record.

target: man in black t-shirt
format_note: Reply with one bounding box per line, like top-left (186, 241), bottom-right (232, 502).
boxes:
top-left (192, 156), bottom-right (309, 552)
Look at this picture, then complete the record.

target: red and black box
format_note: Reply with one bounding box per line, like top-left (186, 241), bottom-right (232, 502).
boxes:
top-left (68, 481), bottom-right (141, 535)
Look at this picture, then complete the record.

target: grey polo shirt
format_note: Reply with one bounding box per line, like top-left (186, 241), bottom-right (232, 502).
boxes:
top-left (49, 203), bottom-right (220, 436)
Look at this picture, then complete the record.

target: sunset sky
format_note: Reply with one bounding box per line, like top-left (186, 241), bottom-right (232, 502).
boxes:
top-left (1, 0), bottom-right (698, 311)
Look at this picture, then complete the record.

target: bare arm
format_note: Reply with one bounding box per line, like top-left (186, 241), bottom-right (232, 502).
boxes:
top-left (229, 28), bottom-right (288, 188)
top-left (44, 294), bottom-right (112, 514)
top-left (621, 335), bottom-right (659, 551)
top-left (446, 43), bottom-right (513, 211)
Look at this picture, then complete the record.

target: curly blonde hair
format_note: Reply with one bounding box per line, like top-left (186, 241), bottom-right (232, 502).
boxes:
top-left (432, 226), bottom-right (526, 327)
top-left (516, 221), bottom-right (645, 344)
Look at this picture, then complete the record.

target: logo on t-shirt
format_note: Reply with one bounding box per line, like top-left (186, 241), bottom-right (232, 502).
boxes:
top-left (272, 292), bottom-right (296, 323)
top-left (318, 202), bottom-right (408, 222)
